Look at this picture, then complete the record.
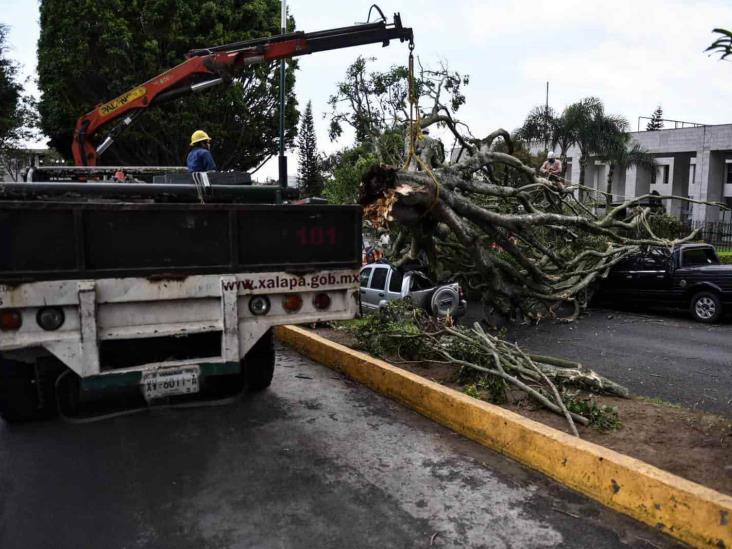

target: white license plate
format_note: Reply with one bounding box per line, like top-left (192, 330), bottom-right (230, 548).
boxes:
top-left (141, 366), bottom-right (200, 401)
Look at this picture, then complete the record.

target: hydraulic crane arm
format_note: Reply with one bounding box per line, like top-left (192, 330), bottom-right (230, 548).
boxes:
top-left (72, 13), bottom-right (413, 166)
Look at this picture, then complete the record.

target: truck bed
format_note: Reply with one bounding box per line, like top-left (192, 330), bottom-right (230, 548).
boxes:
top-left (0, 200), bottom-right (362, 283)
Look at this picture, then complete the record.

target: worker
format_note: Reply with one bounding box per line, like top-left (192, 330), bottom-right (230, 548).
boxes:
top-left (540, 151), bottom-right (563, 188)
top-left (540, 151), bottom-right (562, 179)
top-left (187, 130), bottom-right (216, 173)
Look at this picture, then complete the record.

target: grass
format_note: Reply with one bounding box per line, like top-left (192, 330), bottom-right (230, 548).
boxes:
top-left (718, 251), bottom-right (732, 264)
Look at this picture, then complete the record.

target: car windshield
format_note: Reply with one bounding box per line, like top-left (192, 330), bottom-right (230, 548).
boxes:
top-left (682, 248), bottom-right (719, 267)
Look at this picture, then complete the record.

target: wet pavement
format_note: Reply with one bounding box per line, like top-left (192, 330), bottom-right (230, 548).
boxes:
top-left (0, 344), bottom-right (682, 548)
top-left (468, 306), bottom-right (732, 417)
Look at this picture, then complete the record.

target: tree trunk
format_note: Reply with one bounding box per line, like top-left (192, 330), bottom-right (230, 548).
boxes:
top-left (578, 154), bottom-right (587, 201)
top-left (605, 164), bottom-right (615, 213)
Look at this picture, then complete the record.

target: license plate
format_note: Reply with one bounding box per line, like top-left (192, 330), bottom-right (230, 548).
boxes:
top-left (141, 366), bottom-right (200, 401)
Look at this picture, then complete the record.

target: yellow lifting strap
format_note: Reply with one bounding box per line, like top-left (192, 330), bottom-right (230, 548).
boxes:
top-left (402, 43), bottom-right (441, 215)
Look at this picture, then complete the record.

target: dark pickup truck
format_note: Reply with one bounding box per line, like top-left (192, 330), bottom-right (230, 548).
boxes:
top-left (595, 243), bottom-right (732, 323)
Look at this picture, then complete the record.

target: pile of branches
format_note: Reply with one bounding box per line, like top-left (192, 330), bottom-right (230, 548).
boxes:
top-left (348, 302), bottom-right (627, 436)
top-left (358, 124), bottom-right (717, 321)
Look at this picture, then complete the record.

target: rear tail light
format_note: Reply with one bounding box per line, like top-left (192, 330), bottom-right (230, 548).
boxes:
top-left (312, 293), bottom-right (331, 310)
top-left (0, 309), bottom-right (22, 331)
top-left (37, 307), bottom-right (65, 331)
top-left (248, 296), bottom-right (271, 316)
top-left (282, 294), bottom-right (303, 313)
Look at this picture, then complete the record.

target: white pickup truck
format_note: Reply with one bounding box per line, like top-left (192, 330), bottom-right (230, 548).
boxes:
top-left (0, 182), bottom-right (361, 421)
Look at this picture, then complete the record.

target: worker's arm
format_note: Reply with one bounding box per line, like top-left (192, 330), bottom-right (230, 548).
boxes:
top-left (202, 149), bottom-right (216, 171)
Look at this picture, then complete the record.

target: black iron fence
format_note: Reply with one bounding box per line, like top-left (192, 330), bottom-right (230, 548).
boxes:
top-left (681, 221), bottom-right (732, 252)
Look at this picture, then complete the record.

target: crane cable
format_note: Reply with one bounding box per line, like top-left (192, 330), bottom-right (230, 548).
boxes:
top-left (401, 41), bottom-right (441, 215)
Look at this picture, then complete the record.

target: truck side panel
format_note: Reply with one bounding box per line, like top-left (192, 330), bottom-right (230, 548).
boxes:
top-left (0, 202), bottom-right (362, 282)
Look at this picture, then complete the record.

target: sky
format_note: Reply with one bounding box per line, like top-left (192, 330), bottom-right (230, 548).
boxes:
top-left (1, 0), bottom-right (731, 180)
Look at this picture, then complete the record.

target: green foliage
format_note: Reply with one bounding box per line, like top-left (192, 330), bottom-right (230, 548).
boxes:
top-left (321, 144), bottom-right (376, 204)
top-left (348, 300), bottom-right (425, 358)
top-left (0, 24), bottom-right (35, 155)
top-left (327, 56), bottom-right (467, 148)
top-left (563, 392), bottom-right (622, 432)
top-left (37, 0), bottom-right (298, 168)
top-left (646, 106), bottom-right (664, 131)
top-left (645, 213), bottom-right (685, 240)
top-left (297, 101), bottom-right (323, 197)
top-left (706, 28), bottom-right (732, 60)
top-left (327, 56), bottom-right (407, 143)
top-left (459, 373), bottom-right (508, 404)
top-left (718, 252), bottom-right (732, 264)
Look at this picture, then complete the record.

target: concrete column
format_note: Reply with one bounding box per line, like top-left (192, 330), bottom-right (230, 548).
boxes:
top-left (625, 165), bottom-right (637, 197)
top-left (691, 148), bottom-right (716, 223)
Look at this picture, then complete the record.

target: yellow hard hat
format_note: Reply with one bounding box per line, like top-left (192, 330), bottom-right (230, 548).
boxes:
top-left (190, 130), bottom-right (211, 145)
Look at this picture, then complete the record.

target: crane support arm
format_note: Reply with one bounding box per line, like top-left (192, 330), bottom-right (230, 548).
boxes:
top-left (72, 14), bottom-right (413, 166)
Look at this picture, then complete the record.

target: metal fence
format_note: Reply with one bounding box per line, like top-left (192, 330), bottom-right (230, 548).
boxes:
top-left (682, 221), bottom-right (732, 252)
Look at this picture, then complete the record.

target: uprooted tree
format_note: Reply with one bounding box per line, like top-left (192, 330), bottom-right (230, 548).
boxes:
top-left (329, 56), bottom-right (726, 435)
top-left (356, 76), bottom-right (722, 322)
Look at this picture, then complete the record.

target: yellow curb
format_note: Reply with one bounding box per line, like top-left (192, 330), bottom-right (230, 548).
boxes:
top-left (275, 325), bottom-right (732, 549)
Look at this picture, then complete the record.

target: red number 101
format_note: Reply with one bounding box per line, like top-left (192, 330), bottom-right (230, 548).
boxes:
top-left (296, 226), bottom-right (336, 246)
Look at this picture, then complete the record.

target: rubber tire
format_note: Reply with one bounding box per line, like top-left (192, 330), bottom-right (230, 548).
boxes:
top-left (430, 286), bottom-right (460, 317)
top-left (0, 359), bottom-right (38, 422)
top-left (689, 291), bottom-right (722, 323)
top-left (242, 329), bottom-right (275, 391)
top-left (0, 356), bottom-right (66, 423)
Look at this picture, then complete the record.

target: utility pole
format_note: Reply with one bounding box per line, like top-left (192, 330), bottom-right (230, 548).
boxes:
top-left (278, 0), bottom-right (287, 190)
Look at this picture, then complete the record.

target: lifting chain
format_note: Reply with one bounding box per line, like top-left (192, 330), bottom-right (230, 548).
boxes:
top-left (402, 40), bottom-right (441, 216)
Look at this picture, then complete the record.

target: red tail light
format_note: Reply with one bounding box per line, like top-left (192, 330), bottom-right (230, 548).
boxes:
top-left (0, 309), bottom-right (22, 331)
top-left (282, 294), bottom-right (303, 313)
top-left (313, 293), bottom-right (331, 310)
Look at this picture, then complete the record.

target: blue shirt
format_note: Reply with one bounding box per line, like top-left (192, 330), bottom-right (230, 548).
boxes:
top-left (186, 147), bottom-right (216, 172)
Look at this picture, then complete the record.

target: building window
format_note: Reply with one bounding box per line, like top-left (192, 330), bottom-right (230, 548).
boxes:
top-left (726, 162), bottom-right (732, 185)
top-left (689, 164), bottom-right (696, 185)
top-left (661, 165), bottom-right (670, 184)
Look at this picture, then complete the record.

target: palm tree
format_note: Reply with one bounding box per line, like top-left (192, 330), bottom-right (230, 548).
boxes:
top-left (706, 28), bottom-right (732, 60)
top-left (601, 137), bottom-right (656, 211)
top-left (562, 97), bottom-right (628, 199)
top-left (516, 105), bottom-right (573, 177)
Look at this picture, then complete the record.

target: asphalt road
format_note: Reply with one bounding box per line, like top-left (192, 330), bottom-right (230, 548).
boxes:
top-left (0, 345), bottom-right (680, 548)
top-left (469, 306), bottom-right (732, 417)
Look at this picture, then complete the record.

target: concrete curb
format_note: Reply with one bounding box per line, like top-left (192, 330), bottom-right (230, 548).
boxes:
top-left (275, 325), bottom-right (732, 549)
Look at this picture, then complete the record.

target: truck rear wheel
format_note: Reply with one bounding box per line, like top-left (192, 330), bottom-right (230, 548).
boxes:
top-left (690, 291), bottom-right (722, 323)
top-left (0, 356), bottom-right (64, 423)
top-left (241, 329), bottom-right (275, 391)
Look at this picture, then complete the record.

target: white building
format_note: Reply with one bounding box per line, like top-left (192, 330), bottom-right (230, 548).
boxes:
top-left (552, 124), bottom-right (732, 224)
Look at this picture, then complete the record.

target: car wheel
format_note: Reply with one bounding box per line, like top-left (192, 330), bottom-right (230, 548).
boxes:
top-left (430, 286), bottom-right (460, 317)
top-left (689, 291), bottom-right (722, 323)
top-left (241, 329), bottom-right (275, 391)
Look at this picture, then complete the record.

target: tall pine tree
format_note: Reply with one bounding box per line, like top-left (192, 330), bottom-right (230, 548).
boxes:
top-left (646, 106), bottom-right (664, 131)
top-left (297, 101), bottom-right (323, 197)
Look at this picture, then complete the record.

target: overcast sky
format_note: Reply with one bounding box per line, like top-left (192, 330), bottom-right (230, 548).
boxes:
top-left (1, 0), bottom-right (731, 180)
